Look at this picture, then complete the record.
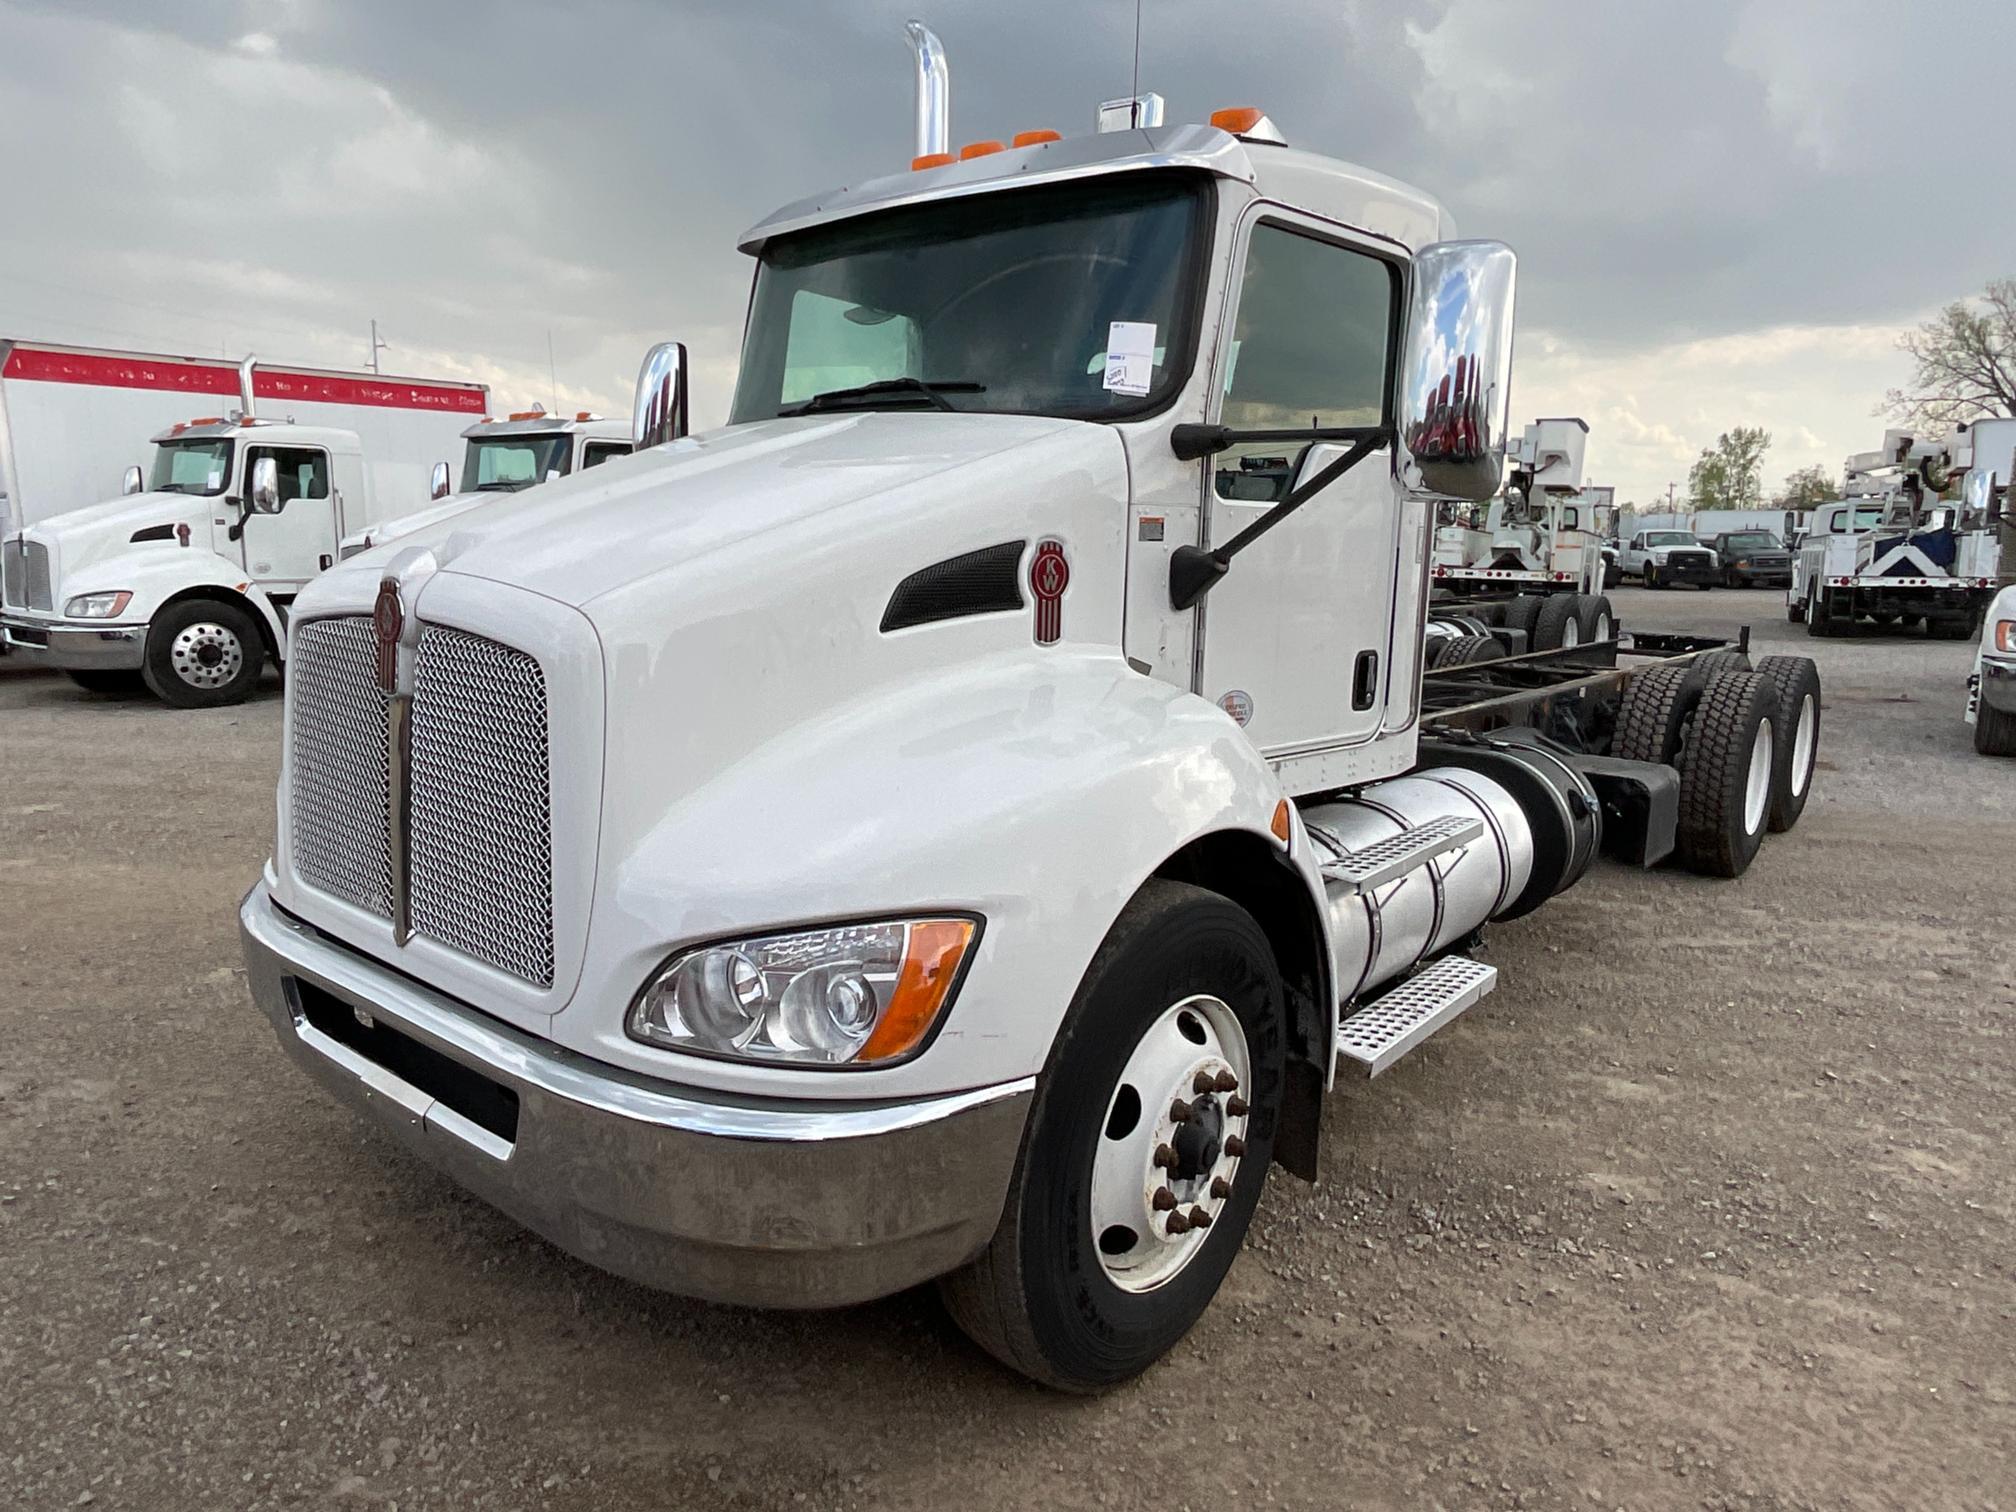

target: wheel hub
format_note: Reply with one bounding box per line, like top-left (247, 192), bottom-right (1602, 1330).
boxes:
top-left (169, 622), bottom-right (244, 689)
top-left (1090, 995), bottom-right (1252, 1292)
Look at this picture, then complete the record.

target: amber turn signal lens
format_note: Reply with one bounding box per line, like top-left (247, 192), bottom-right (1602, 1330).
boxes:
top-left (1270, 800), bottom-right (1292, 844)
top-left (1209, 107), bottom-right (1266, 134)
top-left (858, 920), bottom-right (976, 1062)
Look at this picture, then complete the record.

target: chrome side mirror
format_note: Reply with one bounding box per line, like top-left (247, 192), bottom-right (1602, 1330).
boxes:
top-left (1398, 241), bottom-right (1517, 501)
top-left (249, 456), bottom-right (282, 514)
top-left (632, 341), bottom-right (690, 449)
top-left (1962, 467), bottom-right (1990, 517)
top-left (429, 461), bottom-right (451, 501)
top-left (122, 464), bottom-right (144, 496)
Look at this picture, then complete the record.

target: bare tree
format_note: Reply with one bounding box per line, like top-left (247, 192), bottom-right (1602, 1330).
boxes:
top-left (1885, 278), bottom-right (2016, 428)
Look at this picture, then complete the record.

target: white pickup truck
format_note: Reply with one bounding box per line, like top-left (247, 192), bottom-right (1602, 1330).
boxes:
top-left (1, 358), bottom-right (485, 704)
top-left (338, 410), bottom-right (636, 559)
top-left (1617, 527), bottom-right (1720, 588)
top-left (240, 27), bottom-right (1823, 1391)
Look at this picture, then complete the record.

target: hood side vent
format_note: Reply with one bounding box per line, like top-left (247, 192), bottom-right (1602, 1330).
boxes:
top-left (130, 523), bottom-right (177, 543)
top-left (881, 540), bottom-right (1027, 632)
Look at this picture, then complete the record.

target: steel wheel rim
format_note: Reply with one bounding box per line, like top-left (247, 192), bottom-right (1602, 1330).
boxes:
top-left (1560, 615), bottom-right (1581, 648)
top-left (1592, 611), bottom-right (1612, 642)
top-left (1089, 994), bottom-right (1251, 1293)
top-left (168, 622), bottom-right (244, 689)
top-left (1743, 718), bottom-right (1774, 834)
top-left (1790, 692), bottom-right (1817, 797)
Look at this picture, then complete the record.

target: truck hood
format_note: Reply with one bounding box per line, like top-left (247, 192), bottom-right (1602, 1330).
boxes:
top-left (340, 490), bottom-right (492, 554)
top-left (13, 492), bottom-right (216, 606)
top-left (310, 411), bottom-right (1104, 612)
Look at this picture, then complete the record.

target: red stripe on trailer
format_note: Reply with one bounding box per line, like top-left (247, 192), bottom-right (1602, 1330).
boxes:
top-left (1, 346), bottom-right (486, 414)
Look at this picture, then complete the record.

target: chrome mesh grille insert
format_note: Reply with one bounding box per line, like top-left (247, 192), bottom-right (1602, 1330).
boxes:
top-left (288, 618), bottom-right (393, 918)
top-left (3, 539), bottom-right (53, 611)
top-left (407, 625), bottom-right (554, 988)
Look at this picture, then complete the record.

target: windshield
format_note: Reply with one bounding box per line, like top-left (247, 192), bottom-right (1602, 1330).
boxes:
top-left (148, 439), bottom-right (234, 496)
top-left (1721, 531), bottom-right (1782, 550)
top-left (730, 174), bottom-right (1211, 423)
top-left (1646, 531), bottom-right (1694, 546)
top-left (462, 434), bottom-right (572, 492)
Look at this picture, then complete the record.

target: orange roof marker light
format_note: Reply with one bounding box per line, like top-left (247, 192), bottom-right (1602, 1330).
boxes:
top-left (1209, 107), bottom-right (1288, 146)
top-left (507, 409), bottom-right (548, 422)
top-left (959, 139), bottom-right (1005, 160)
top-left (1011, 129), bottom-right (1061, 148)
top-left (911, 151), bottom-right (955, 171)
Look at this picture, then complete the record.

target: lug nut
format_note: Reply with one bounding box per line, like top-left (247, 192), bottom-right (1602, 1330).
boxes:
top-left (1211, 1176), bottom-right (1232, 1200)
top-left (1153, 1143), bottom-right (1178, 1170)
top-left (1226, 1095), bottom-right (1250, 1117)
top-left (1151, 1186), bottom-right (1178, 1212)
top-left (1188, 1205), bottom-right (1213, 1229)
top-left (1214, 1070), bottom-right (1239, 1093)
top-left (1192, 1070), bottom-right (1217, 1095)
top-left (1168, 1098), bottom-right (1193, 1124)
top-left (1224, 1135), bottom-right (1246, 1158)
top-left (1165, 1211), bottom-right (1192, 1236)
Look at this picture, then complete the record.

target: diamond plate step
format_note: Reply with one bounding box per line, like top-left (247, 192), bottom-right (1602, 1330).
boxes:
top-left (1317, 814), bottom-right (1484, 894)
top-left (1336, 956), bottom-right (1498, 1077)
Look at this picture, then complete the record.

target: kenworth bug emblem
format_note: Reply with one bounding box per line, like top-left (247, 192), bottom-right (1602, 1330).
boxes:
top-left (372, 576), bottom-right (404, 694)
top-left (1031, 539), bottom-right (1069, 645)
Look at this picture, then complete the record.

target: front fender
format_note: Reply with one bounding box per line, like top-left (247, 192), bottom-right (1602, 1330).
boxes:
top-left (551, 648), bottom-right (1329, 1102)
top-left (65, 549), bottom-right (287, 653)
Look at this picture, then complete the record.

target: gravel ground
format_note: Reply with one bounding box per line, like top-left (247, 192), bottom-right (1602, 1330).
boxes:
top-left (2, 587), bottom-right (2011, 1510)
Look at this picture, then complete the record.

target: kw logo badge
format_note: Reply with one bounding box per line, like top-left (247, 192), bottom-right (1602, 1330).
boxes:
top-left (372, 575), bottom-right (404, 694)
top-left (1031, 539), bottom-right (1069, 645)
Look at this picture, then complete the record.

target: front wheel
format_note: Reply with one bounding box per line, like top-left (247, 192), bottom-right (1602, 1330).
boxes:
top-left (939, 880), bottom-right (1285, 1392)
top-left (1644, 564), bottom-right (1660, 589)
top-left (142, 598), bottom-right (266, 708)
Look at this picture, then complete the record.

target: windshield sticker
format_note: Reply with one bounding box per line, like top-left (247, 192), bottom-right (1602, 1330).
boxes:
top-left (1103, 321), bottom-right (1157, 397)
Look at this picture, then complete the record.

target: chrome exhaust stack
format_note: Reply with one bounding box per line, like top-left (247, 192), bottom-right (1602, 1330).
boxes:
top-left (905, 21), bottom-right (949, 159)
top-left (237, 354), bottom-right (258, 421)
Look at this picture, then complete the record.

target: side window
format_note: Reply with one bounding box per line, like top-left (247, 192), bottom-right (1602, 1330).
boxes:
top-left (781, 289), bottom-right (918, 406)
top-left (1215, 221), bottom-right (1396, 502)
top-left (247, 446), bottom-right (329, 507)
top-left (581, 441), bottom-right (631, 470)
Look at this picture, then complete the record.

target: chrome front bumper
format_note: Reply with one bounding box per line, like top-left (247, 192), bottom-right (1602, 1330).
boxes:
top-left (1982, 656), bottom-right (2016, 716)
top-left (1, 614), bottom-right (146, 670)
top-left (240, 886), bottom-right (1032, 1308)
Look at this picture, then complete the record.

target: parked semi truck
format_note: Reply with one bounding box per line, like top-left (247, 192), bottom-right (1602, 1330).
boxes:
top-left (240, 28), bottom-right (1823, 1392)
top-left (1, 357), bottom-right (487, 704)
top-left (1790, 422), bottom-right (2010, 638)
top-left (1962, 427), bottom-right (2016, 754)
top-left (338, 408), bottom-right (637, 560)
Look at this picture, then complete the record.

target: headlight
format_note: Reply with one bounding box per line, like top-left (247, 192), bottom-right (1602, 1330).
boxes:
top-left (628, 918), bottom-right (978, 1067)
top-left (65, 591), bottom-right (133, 618)
top-left (1996, 619), bottom-right (2016, 654)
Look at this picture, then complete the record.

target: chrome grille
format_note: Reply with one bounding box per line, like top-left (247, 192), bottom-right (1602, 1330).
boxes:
top-left (289, 618), bottom-right (394, 918)
top-left (3, 538), bottom-right (52, 610)
top-left (407, 625), bottom-right (554, 988)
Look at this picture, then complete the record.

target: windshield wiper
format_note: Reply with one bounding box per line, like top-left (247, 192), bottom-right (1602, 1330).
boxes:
top-left (779, 377), bottom-right (985, 416)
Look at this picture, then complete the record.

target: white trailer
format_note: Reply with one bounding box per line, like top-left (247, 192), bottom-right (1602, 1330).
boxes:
top-left (1, 355), bottom-right (486, 704)
top-left (239, 27), bottom-right (1824, 1392)
top-left (1791, 421), bottom-right (2009, 637)
top-left (338, 409), bottom-right (637, 560)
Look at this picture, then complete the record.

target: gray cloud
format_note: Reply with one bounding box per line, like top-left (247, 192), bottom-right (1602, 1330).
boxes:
top-left (2, 0), bottom-right (2013, 494)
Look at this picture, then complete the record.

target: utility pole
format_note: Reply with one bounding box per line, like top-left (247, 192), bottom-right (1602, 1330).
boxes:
top-left (367, 319), bottom-right (388, 375)
top-left (1666, 481), bottom-right (1677, 511)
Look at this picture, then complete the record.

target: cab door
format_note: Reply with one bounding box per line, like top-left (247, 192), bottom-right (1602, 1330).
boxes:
top-left (1193, 213), bottom-right (1402, 755)
top-left (237, 444), bottom-right (336, 589)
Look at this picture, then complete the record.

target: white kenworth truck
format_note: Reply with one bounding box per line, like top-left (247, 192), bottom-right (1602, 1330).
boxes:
top-left (1429, 416), bottom-right (1614, 654)
top-left (239, 30), bottom-right (1825, 1392)
top-left (337, 408), bottom-right (637, 560)
top-left (1790, 421), bottom-right (2011, 639)
top-left (1, 357), bottom-right (486, 705)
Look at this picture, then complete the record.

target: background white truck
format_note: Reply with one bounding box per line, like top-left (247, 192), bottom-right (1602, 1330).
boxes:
top-left (240, 27), bottom-right (1824, 1393)
top-left (1791, 421), bottom-right (2010, 638)
top-left (1617, 525), bottom-right (1721, 589)
top-left (2, 356), bottom-right (486, 703)
top-left (339, 409), bottom-right (637, 559)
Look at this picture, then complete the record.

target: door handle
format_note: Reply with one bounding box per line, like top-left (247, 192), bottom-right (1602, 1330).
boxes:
top-left (1351, 650), bottom-right (1378, 710)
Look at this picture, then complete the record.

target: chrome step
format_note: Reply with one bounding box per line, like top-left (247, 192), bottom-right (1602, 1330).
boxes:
top-left (1336, 956), bottom-right (1498, 1077)
top-left (1317, 814), bottom-right (1484, 894)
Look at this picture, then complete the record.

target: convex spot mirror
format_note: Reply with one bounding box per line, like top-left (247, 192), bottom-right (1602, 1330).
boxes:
top-left (249, 456), bottom-right (282, 514)
top-left (429, 461), bottom-right (451, 501)
top-left (121, 465), bottom-right (143, 496)
top-left (1398, 240), bottom-right (1517, 502)
top-left (632, 341), bottom-right (690, 450)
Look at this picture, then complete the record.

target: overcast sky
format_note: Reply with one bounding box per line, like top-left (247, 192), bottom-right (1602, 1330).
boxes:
top-left (2, 0), bottom-right (2012, 505)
